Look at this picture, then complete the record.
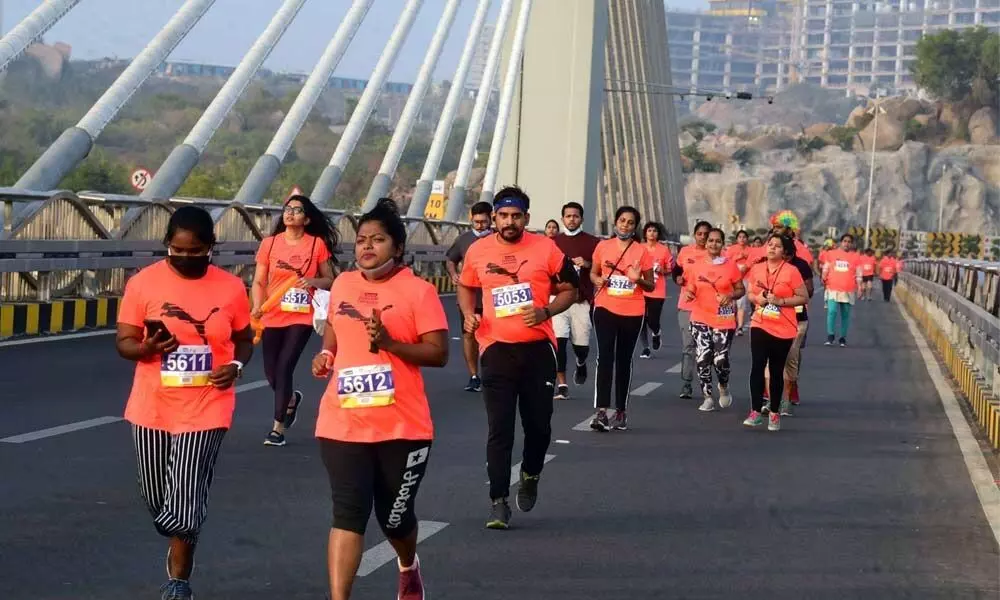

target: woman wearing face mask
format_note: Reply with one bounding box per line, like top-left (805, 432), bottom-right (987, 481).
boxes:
top-left (311, 198), bottom-right (449, 600)
top-left (743, 234), bottom-right (809, 432)
top-left (638, 221), bottom-right (673, 359)
top-left (588, 206), bottom-right (655, 432)
top-left (252, 195), bottom-right (338, 447)
top-left (115, 206), bottom-right (253, 600)
top-left (683, 228), bottom-right (745, 412)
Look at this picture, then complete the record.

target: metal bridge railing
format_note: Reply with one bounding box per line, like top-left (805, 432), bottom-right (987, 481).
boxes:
top-left (0, 189), bottom-right (468, 302)
top-left (897, 258), bottom-right (1000, 450)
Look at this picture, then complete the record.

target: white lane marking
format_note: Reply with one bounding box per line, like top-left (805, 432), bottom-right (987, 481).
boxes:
top-left (0, 329), bottom-right (115, 348)
top-left (451, 337), bottom-right (461, 341)
top-left (356, 521), bottom-right (449, 577)
top-left (572, 416), bottom-right (593, 431)
top-left (631, 382), bottom-right (662, 396)
top-left (3, 379), bottom-right (272, 444)
top-left (896, 303), bottom-right (1000, 545)
top-left (555, 439), bottom-right (570, 444)
top-left (665, 362), bottom-right (682, 374)
top-left (1, 416), bottom-right (123, 444)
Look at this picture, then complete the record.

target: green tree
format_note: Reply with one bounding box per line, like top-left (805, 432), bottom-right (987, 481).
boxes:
top-left (912, 27), bottom-right (1000, 103)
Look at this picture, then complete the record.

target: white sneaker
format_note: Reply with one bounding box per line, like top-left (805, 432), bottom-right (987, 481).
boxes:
top-left (698, 397), bottom-right (716, 412)
top-left (718, 385), bottom-right (733, 408)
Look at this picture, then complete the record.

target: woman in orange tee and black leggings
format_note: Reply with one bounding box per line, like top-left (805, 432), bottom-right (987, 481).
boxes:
top-left (252, 194), bottom-right (337, 446)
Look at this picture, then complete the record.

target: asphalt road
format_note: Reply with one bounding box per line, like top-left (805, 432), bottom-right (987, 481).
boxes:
top-left (0, 293), bottom-right (997, 599)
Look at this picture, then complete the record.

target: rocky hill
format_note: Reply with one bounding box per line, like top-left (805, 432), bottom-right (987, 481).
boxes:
top-left (680, 89), bottom-right (1000, 234)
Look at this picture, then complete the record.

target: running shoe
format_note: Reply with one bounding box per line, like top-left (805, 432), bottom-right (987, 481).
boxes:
top-left (679, 385), bottom-right (693, 400)
top-left (516, 472), bottom-right (540, 512)
top-left (768, 412), bottom-right (782, 431)
top-left (573, 361), bottom-right (588, 385)
top-left (736, 327), bottom-right (744, 337)
top-left (553, 384), bottom-right (569, 400)
top-left (486, 498), bottom-right (511, 529)
top-left (282, 390), bottom-right (303, 429)
top-left (589, 410), bottom-right (610, 432)
top-left (743, 410), bottom-right (764, 427)
top-left (718, 384), bottom-right (733, 408)
top-left (612, 410), bottom-right (628, 430)
top-left (780, 399), bottom-right (793, 417)
top-left (639, 348), bottom-right (652, 359)
top-left (825, 335), bottom-right (834, 346)
top-left (698, 397), bottom-right (716, 412)
top-left (839, 338), bottom-right (847, 347)
top-left (397, 556), bottom-right (425, 600)
top-left (263, 430), bottom-right (285, 447)
top-left (160, 579), bottom-right (193, 600)
top-left (465, 375), bottom-right (482, 392)
top-left (651, 333), bottom-right (662, 351)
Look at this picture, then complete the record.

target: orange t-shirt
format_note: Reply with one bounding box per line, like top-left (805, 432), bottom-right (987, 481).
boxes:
top-left (255, 233), bottom-right (332, 329)
top-left (687, 256), bottom-right (743, 330)
top-left (675, 245), bottom-right (709, 311)
top-left (724, 243), bottom-right (752, 277)
top-left (459, 232), bottom-right (566, 353)
top-left (878, 257), bottom-right (899, 280)
top-left (315, 268), bottom-right (447, 443)
top-left (645, 243), bottom-right (673, 300)
top-left (824, 249), bottom-right (862, 293)
top-left (859, 255), bottom-right (877, 277)
top-left (119, 261), bottom-right (251, 434)
top-left (794, 239), bottom-right (815, 265)
top-left (592, 239), bottom-right (654, 317)
top-left (746, 261), bottom-right (804, 340)
top-left (818, 249), bottom-right (830, 271)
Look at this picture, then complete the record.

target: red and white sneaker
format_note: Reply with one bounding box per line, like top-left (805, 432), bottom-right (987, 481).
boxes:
top-left (397, 555), bottom-right (425, 600)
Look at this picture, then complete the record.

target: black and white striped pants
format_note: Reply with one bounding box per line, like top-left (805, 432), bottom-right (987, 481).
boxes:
top-left (131, 425), bottom-right (227, 545)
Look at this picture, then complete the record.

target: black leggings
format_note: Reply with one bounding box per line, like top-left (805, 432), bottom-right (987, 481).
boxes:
top-left (593, 307), bottom-right (644, 411)
top-left (555, 338), bottom-right (590, 373)
top-left (639, 297), bottom-right (665, 348)
top-left (261, 324), bottom-right (313, 422)
top-left (882, 278), bottom-right (894, 302)
top-left (749, 328), bottom-right (794, 413)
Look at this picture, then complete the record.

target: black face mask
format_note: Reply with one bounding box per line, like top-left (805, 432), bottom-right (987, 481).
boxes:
top-left (168, 254), bottom-right (211, 278)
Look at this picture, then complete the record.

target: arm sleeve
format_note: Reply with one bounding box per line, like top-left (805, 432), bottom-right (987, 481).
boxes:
top-left (230, 280), bottom-right (252, 330)
top-left (118, 275), bottom-right (146, 327)
top-left (255, 237), bottom-right (273, 266)
top-left (315, 239), bottom-right (332, 264)
top-left (458, 247), bottom-right (481, 288)
top-left (415, 283), bottom-right (449, 335)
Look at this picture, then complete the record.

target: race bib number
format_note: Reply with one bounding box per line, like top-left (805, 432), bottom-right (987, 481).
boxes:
top-left (718, 302), bottom-right (736, 320)
top-left (834, 260), bottom-right (850, 273)
top-left (337, 364), bottom-right (395, 409)
top-left (281, 287), bottom-right (311, 313)
top-left (607, 275), bottom-right (635, 297)
top-left (492, 283), bottom-right (534, 318)
top-left (161, 345), bottom-right (213, 387)
top-left (795, 305), bottom-right (804, 313)
top-left (759, 303), bottom-right (781, 319)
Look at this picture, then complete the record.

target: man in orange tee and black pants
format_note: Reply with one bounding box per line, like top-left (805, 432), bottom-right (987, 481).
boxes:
top-left (459, 186), bottom-right (579, 530)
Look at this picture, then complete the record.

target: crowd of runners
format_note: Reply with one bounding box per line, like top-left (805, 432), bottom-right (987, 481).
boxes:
top-left (115, 189), bottom-right (904, 600)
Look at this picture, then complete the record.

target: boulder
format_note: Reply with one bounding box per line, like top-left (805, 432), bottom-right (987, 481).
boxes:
top-left (846, 105), bottom-right (870, 129)
top-left (968, 106), bottom-right (998, 145)
top-left (678, 130), bottom-right (698, 147)
top-left (855, 115), bottom-right (905, 152)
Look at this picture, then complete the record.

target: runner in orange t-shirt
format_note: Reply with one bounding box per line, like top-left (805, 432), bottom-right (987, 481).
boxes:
top-left (116, 206), bottom-right (253, 599)
top-left (458, 186), bottom-right (579, 530)
top-left (638, 221), bottom-right (674, 358)
top-left (878, 250), bottom-right (901, 302)
top-left (671, 221), bottom-right (713, 398)
top-left (588, 207), bottom-right (655, 432)
top-left (743, 234), bottom-right (809, 432)
top-left (251, 194), bottom-right (338, 447)
top-left (310, 198), bottom-right (448, 600)
top-left (822, 234), bottom-right (862, 346)
top-left (858, 248), bottom-right (877, 301)
top-left (683, 228), bottom-right (745, 412)
top-left (724, 229), bottom-right (752, 335)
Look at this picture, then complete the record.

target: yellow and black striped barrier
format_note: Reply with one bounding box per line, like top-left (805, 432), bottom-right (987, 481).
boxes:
top-left (424, 274), bottom-right (456, 294)
top-left (0, 297), bottom-right (121, 339)
top-left (895, 284), bottom-right (1000, 451)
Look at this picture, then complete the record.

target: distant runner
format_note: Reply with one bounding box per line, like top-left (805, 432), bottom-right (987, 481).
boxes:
top-left (858, 248), bottom-right (877, 301)
top-left (724, 229), bottom-right (752, 336)
top-left (671, 221), bottom-right (712, 399)
top-left (639, 221), bottom-right (673, 359)
top-left (878, 251), bottom-right (901, 302)
top-left (822, 234), bottom-right (862, 346)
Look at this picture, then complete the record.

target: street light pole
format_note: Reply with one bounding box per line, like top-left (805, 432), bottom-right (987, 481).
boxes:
top-left (863, 94), bottom-right (885, 250)
top-left (937, 164), bottom-right (948, 232)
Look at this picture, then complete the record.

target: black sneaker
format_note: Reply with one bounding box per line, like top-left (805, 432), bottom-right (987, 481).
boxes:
top-left (651, 333), bottom-right (662, 351)
top-left (282, 390), bottom-right (303, 429)
top-left (553, 384), bottom-right (569, 400)
top-left (573, 361), bottom-right (588, 385)
top-left (639, 348), bottom-right (652, 359)
top-left (464, 375), bottom-right (482, 392)
top-left (589, 410), bottom-right (610, 432)
top-left (679, 387), bottom-right (693, 399)
top-left (839, 338), bottom-right (847, 347)
top-left (263, 430), bottom-right (285, 446)
top-left (612, 410), bottom-right (628, 431)
top-left (515, 472), bottom-right (539, 512)
top-left (486, 498), bottom-right (511, 529)
top-left (825, 335), bottom-right (835, 346)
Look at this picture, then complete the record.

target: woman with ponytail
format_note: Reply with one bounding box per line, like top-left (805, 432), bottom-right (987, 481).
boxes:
top-left (252, 195), bottom-right (338, 447)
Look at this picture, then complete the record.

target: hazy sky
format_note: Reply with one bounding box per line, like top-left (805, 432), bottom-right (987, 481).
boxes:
top-left (2, 0), bottom-right (705, 82)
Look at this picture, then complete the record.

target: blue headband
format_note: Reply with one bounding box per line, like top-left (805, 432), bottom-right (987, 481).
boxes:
top-left (493, 196), bottom-right (528, 212)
